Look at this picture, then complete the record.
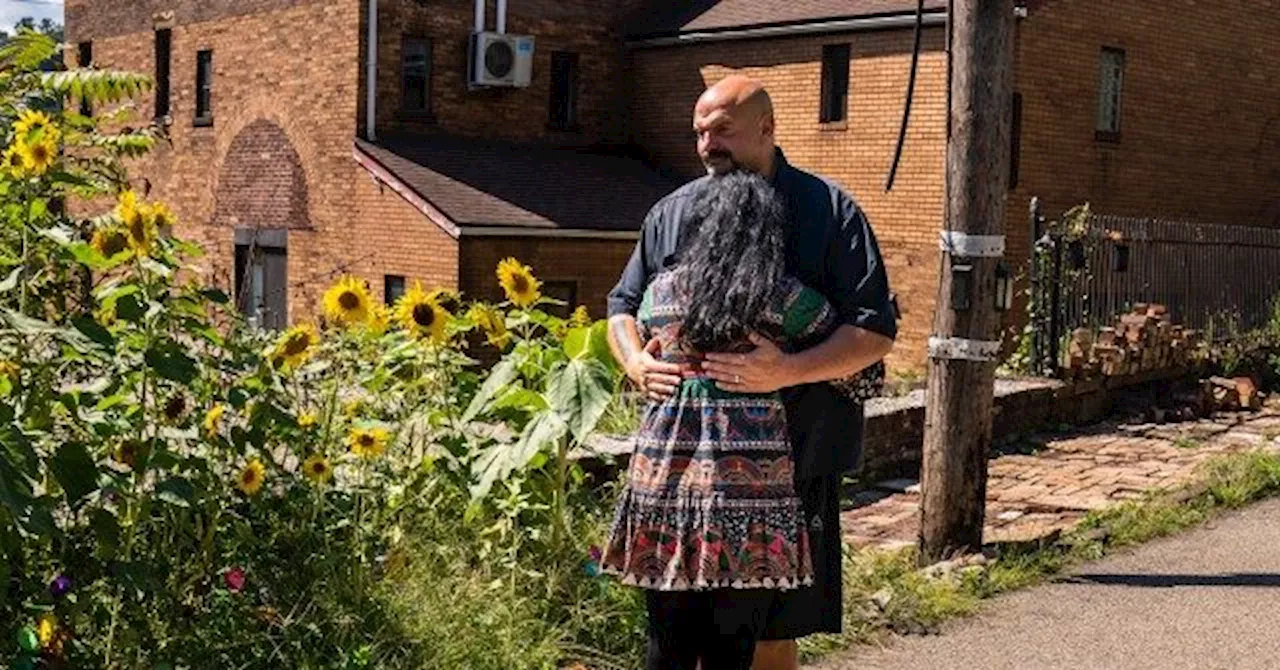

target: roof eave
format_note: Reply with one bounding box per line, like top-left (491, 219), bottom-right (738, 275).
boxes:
top-left (626, 10), bottom-right (948, 48)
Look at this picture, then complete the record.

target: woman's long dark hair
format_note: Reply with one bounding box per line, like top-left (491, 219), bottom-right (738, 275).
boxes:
top-left (676, 170), bottom-right (788, 353)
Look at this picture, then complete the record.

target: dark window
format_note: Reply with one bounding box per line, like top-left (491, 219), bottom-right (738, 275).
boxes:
top-left (77, 42), bottom-right (92, 116)
top-left (401, 37), bottom-right (431, 113)
top-left (384, 275), bottom-right (406, 305)
top-left (541, 280), bottom-right (578, 318)
top-left (819, 43), bottom-right (851, 124)
top-left (548, 51), bottom-right (579, 129)
top-left (1009, 91), bottom-right (1022, 189)
top-left (234, 241), bottom-right (288, 330)
top-left (154, 30), bottom-right (171, 119)
top-left (1113, 245), bottom-right (1130, 273)
top-left (195, 50), bottom-right (213, 125)
top-left (1096, 47), bottom-right (1124, 139)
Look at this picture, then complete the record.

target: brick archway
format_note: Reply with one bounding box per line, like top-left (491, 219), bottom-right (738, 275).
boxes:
top-left (213, 119), bottom-right (310, 230)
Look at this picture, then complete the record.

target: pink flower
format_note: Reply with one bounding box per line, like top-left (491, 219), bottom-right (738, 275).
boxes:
top-left (223, 567), bottom-right (246, 593)
top-left (588, 545), bottom-right (603, 562)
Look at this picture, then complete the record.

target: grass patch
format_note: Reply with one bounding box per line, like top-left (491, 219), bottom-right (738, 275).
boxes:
top-left (799, 450), bottom-right (1280, 663)
top-left (1173, 435), bottom-right (1204, 450)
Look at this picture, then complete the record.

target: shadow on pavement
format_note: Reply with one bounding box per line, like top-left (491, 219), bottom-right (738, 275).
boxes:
top-left (1063, 573), bottom-right (1280, 587)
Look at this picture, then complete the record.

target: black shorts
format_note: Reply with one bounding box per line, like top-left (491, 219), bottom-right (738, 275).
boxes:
top-left (760, 475), bottom-right (843, 640)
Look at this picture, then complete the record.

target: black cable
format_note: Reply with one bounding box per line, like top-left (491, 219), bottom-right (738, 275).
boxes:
top-left (885, 0), bottom-right (926, 192)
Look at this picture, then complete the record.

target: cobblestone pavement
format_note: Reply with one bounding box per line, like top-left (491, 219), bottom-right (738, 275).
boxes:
top-left (842, 402), bottom-right (1280, 549)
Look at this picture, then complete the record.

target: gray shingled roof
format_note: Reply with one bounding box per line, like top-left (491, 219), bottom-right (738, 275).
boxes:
top-left (627, 0), bottom-right (947, 38)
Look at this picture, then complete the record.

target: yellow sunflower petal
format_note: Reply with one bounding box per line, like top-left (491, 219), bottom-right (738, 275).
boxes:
top-left (347, 427), bottom-right (389, 458)
top-left (272, 323), bottom-right (319, 369)
top-left (394, 282), bottom-right (449, 343)
top-left (496, 258), bottom-right (542, 308)
top-left (236, 458), bottom-right (266, 495)
top-left (302, 454), bottom-right (333, 483)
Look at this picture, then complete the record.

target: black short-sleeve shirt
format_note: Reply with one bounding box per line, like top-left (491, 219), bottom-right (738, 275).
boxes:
top-left (607, 149), bottom-right (897, 479)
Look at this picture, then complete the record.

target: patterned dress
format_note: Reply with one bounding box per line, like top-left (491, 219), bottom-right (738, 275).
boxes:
top-left (601, 269), bottom-right (837, 591)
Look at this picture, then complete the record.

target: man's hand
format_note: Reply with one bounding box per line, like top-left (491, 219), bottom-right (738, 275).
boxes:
top-left (627, 338), bottom-right (685, 402)
top-left (702, 333), bottom-right (796, 394)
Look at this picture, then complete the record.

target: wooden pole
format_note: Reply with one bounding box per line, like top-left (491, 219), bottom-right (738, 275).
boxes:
top-left (918, 0), bottom-right (1016, 565)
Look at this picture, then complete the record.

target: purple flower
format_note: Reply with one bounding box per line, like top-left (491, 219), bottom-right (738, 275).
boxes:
top-left (49, 574), bottom-right (72, 598)
top-left (588, 545), bottom-right (602, 562)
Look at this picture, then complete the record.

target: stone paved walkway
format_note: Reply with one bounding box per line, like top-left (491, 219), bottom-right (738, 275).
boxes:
top-left (841, 401), bottom-right (1280, 549)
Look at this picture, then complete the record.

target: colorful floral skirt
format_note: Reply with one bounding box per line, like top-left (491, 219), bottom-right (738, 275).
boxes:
top-left (601, 387), bottom-right (813, 591)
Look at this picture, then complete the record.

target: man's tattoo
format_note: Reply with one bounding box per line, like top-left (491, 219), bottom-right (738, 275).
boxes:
top-left (609, 317), bottom-right (642, 366)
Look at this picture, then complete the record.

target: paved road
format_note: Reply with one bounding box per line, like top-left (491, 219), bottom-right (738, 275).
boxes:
top-left (813, 498), bottom-right (1280, 670)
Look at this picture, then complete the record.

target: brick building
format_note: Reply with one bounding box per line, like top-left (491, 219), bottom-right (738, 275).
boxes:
top-left (64, 0), bottom-right (1280, 368)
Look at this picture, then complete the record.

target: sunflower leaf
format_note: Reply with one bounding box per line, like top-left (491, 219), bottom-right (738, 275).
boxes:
top-left (48, 442), bottom-right (98, 507)
top-left (547, 358), bottom-right (613, 444)
top-left (463, 358), bottom-right (518, 423)
top-left (155, 478), bottom-right (195, 508)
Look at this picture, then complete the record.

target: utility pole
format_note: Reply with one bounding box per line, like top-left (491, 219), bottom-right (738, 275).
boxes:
top-left (918, 0), bottom-right (1016, 565)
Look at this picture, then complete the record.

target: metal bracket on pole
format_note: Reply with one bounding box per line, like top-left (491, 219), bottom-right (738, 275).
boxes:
top-left (928, 336), bottom-right (1002, 362)
top-left (939, 231), bottom-right (1006, 257)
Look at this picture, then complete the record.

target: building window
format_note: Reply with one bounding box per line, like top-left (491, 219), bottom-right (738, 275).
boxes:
top-left (384, 275), bottom-right (406, 305)
top-left (401, 37), bottom-right (431, 114)
top-left (76, 42), bottom-right (92, 117)
top-left (154, 29), bottom-right (171, 120)
top-left (1009, 91), bottom-right (1022, 189)
top-left (194, 49), bottom-right (213, 126)
top-left (234, 235), bottom-right (288, 331)
top-left (541, 280), bottom-right (578, 318)
top-left (1096, 47), bottom-right (1124, 140)
top-left (819, 43), bottom-right (851, 124)
top-left (548, 51), bottom-right (579, 130)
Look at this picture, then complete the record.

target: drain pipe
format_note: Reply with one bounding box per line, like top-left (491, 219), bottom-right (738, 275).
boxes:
top-left (496, 0), bottom-right (506, 33)
top-left (475, 0), bottom-right (485, 33)
top-left (365, 0), bottom-right (377, 141)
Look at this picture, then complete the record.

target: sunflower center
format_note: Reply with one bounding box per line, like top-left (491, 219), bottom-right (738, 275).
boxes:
top-left (511, 275), bottom-right (529, 293)
top-left (311, 462), bottom-right (327, 474)
top-left (411, 304), bottom-right (436, 327)
top-left (103, 232), bottom-right (127, 256)
top-left (31, 145), bottom-right (48, 162)
top-left (359, 435), bottom-right (375, 447)
top-left (281, 333), bottom-right (310, 356)
top-left (242, 470), bottom-right (258, 484)
top-left (338, 291), bottom-right (361, 310)
top-left (128, 214), bottom-right (146, 239)
top-left (164, 396), bottom-right (186, 419)
top-left (7, 153), bottom-right (21, 168)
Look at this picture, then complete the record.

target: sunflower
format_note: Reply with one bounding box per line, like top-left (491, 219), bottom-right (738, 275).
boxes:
top-left (162, 394), bottom-right (188, 423)
top-left (18, 136), bottom-right (57, 175)
top-left (236, 458), bottom-right (266, 495)
top-left (428, 287), bottom-right (463, 313)
top-left (570, 305), bottom-right (591, 328)
top-left (91, 226), bottom-right (130, 258)
top-left (271, 323), bottom-right (318, 369)
top-left (13, 109), bottom-right (55, 138)
top-left (123, 205), bottom-right (157, 254)
top-left (394, 283), bottom-right (449, 342)
top-left (0, 359), bottom-right (18, 380)
top-left (302, 454), bottom-right (334, 483)
top-left (2, 144), bottom-right (26, 177)
top-left (116, 189), bottom-right (139, 221)
top-left (203, 403), bottom-right (226, 436)
top-left (297, 412), bottom-right (318, 429)
top-left (467, 303), bottom-right (510, 348)
top-left (347, 426), bottom-right (389, 458)
top-left (149, 201), bottom-right (176, 231)
top-left (496, 258), bottom-right (541, 308)
top-left (322, 276), bottom-right (373, 326)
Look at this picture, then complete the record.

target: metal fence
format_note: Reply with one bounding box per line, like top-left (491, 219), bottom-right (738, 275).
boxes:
top-left (1029, 206), bottom-right (1280, 373)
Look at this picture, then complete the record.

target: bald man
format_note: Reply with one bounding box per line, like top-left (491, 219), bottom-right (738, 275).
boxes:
top-left (607, 75), bottom-right (897, 670)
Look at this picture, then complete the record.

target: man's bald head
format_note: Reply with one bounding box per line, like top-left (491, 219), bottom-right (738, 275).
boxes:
top-left (692, 75), bottom-right (778, 176)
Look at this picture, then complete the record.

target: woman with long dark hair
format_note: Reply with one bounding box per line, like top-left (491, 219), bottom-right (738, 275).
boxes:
top-left (600, 171), bottom-right (847, 669)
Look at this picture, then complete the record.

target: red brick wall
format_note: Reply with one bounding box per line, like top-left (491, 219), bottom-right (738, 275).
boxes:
top-left (460, 236), bottom-right (637, 319)
top-left (368, 0), bottom-right (633, 146)
top-left (66, 0), bottom-right (366, 323)
top-left (629, 30), bottom-right (949, 371)
top-left (1015, 0), bottom-right (1280, 230)
top-left (351, 168), bottom-right (460, 301)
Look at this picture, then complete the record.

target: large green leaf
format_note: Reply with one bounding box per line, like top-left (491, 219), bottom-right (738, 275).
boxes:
top-left (563, 327), bottom-right (591, 359)
top-left (1, 309), bottom-right (62, 336)
top-left (49, 443), bottom-right (97, 507)
top-left (155, 477), bottom-right (195, 508)
top-left (71, 314), bottom-right (115, 349)
top-left (144, 342), bottom-right (198, 384)
top-left (470, 412), bottom-right (566, 500)
top-left (490, 386), bottom-right (549, 413)
top-left (588, 319), bottom-right (622, 376)
top-left (0, 267), bottom-right (20, 293)
top-left (462, 358), bottom-right (518, 423)
top-left (547, 358), bottom-right (614, 444)
top-left (90, 508), bottom-right (120, 560)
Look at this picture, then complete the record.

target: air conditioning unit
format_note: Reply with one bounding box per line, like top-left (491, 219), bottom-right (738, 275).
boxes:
top-left (469, 32), bottom-right (534, 88)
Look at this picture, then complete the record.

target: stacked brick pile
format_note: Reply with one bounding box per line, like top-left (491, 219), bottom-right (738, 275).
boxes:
top-left (1062, 303), bottom-right (1202, 378)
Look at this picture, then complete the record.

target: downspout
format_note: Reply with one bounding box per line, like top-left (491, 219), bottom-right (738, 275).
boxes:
top-left (365, 0), bottom-right (377, 141)
top-left (496, 0), bottom-right (507, 33)
top-left (475, 0), bottom-right (486, 32)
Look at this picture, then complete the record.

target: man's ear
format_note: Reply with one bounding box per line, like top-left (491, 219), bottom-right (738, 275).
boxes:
top-left (760, 113), bottom-right (776, 140)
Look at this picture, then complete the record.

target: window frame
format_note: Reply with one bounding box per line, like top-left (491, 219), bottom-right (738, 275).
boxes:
top-left (548, 51), bottom-right (580, 131)
top-left (400, 36), bottom-right (433, 116)
top-left (154, 29), bottom-right (172, 120)
top-left (194, 49), bottom-right (214, 127)
top-left (1095, 46), bottom-right (1125, 142)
